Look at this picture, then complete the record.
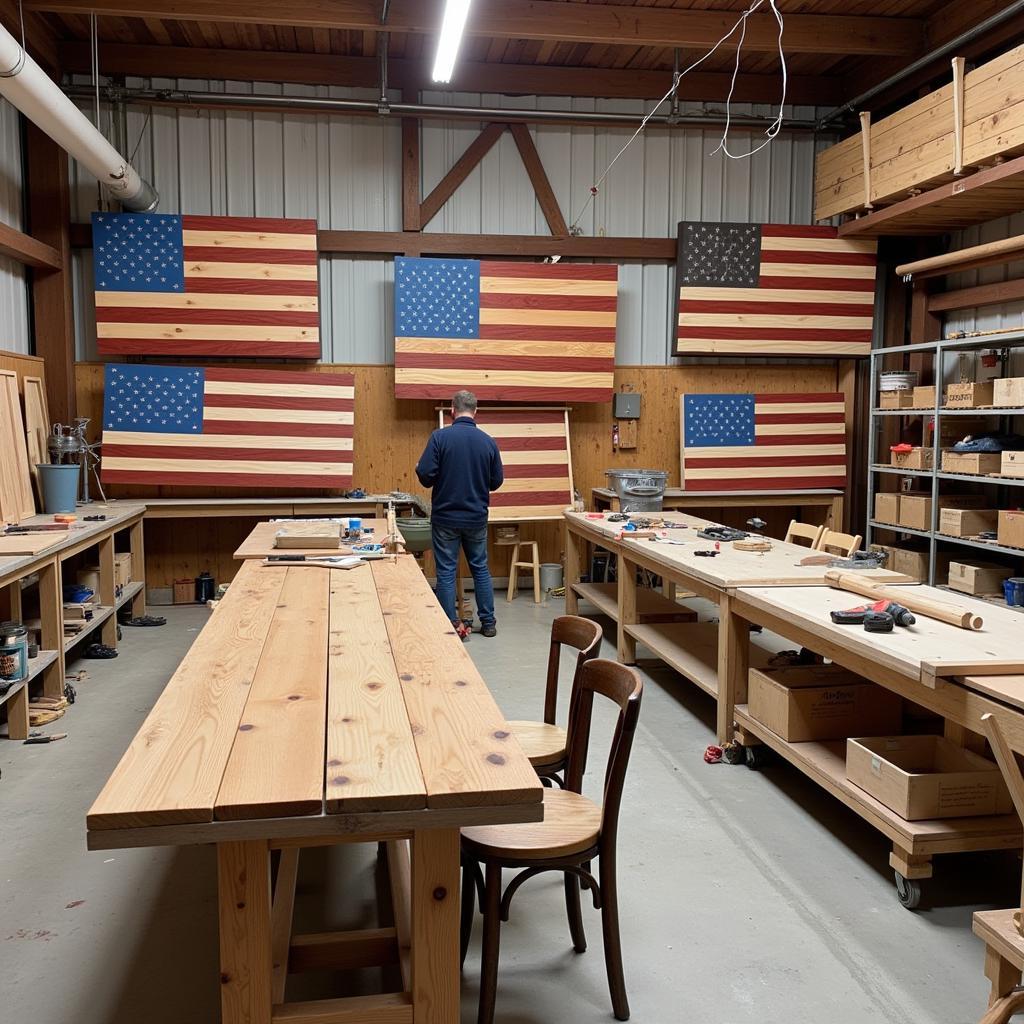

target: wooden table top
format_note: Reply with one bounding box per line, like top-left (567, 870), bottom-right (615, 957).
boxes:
top-left (233, 518), bottom-right (397, 559)
top-left (591, 486), bottom-right (843, 500)
top-left (87, 557), bottom-right (542, 845)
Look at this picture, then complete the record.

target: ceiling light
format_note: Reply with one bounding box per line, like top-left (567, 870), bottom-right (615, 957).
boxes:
top-left (431, 0), bottom-right (472, 83)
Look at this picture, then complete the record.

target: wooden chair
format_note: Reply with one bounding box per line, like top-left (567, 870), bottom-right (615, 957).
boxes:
top-left (783, 520), bottom-right (824, 549)
top-left (461, 659), bottom-right (644, 1024)
top-left (505, 615), bottom-right (603, 787)
top-left (507, 539), bottom-right (541, 603)
top-left (816, 528), bottom-right (862, 557)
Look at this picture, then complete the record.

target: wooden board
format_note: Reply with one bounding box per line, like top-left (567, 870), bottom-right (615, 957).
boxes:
top-left (22, 375), bottom-right (49, 507)
top-left (325, 565), bottom-right (426, 813)
top-left (0, 370), bottom-right (34, 523)
top-left (233, 518), bottom-right (393, 559)
top-left (0, 534), bottom-right (65, 555)
top-left (87, 562), bottom-right (287, 829)
top-left (371, 556), bottom-right (542, 809)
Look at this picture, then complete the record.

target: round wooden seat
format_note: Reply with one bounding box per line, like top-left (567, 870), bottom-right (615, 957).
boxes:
top-left (462, 788), bottom-right (601, 860)
top-left (506, 719), bottom-right (567, 768)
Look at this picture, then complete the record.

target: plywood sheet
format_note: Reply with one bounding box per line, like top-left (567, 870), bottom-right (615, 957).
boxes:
top-left (0, 534), bottom-right (64, 555)
top-left (22, 375), bottom-right (49, 506)
top-left (0, 370), bottom-right (34, 522)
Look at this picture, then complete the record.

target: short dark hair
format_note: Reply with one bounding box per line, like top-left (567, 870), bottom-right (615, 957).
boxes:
top-left (452, 390), bottom-right (477, 414)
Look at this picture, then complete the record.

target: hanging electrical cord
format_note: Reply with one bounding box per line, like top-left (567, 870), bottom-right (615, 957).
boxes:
top-left (0, 0), bottom-right (26, 78)
top-left (567, 0), bottom-right (787, 233)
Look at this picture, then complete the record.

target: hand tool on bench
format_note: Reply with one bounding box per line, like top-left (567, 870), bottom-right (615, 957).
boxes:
top-left (262, 555), bottom-right (368, 570)
top-left (830, 598), bottom-right (916, 632)
top-left (823, 568), bottom-right (984, 630)
top-left (23, 732), bottom-right (67, 744)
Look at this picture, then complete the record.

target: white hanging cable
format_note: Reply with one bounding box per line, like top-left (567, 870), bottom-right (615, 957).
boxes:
top-left (0, 0), bottom-right (26, 78)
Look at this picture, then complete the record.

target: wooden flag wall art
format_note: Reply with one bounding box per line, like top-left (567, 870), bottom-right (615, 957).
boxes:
top-left (395, 257), bottom-right (617, 401)
top-left (92, 213), bottom-right (321, 358)
top-left (673, 223), bottom-right (877, 357)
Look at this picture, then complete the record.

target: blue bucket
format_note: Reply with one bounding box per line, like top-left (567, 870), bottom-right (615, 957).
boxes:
top-left (1005, 577), bottom-right (1024, 608)
top-left (36, 463), bottom-right (79, 514)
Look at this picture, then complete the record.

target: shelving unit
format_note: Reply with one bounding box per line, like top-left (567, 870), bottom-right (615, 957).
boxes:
top-left (866, 329), bottom-right (1024, 586)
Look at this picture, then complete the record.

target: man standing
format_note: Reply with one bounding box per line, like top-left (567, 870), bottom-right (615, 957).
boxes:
top-left (416, 390), bottom-right (504, 640)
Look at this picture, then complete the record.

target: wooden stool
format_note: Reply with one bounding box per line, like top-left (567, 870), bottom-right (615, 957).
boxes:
top-left (507, 540), bottom-right (541, 603)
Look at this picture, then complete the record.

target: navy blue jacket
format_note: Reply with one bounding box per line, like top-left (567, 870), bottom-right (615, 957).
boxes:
top-left (416, 416), bottom-right (504, 528)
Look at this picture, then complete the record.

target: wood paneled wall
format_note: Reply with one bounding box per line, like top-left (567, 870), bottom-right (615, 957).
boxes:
top-left (75, 361), bottom-right (851, 589)
top-left (0, 349), bottom-right (47, 395)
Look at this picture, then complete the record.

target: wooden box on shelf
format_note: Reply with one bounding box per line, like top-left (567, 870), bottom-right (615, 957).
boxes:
top-left (1002, 451), bottom-right (1024, 478)
top-left (938, 507), bottom-right (998, 537)
top-left (897, 492), bottom-right (934, 531)
top-left (879, 390), bottom-right (916, 411)
top-left (945, 382), bottom-right (995, 409)
top-left (874, 493), bottom-right (901, 525)
top-left (173, 579), bottom-right (194, 604)
top-left (941, 451), bottom-right (1002, 476)
top-left (846, 735), bottom-right (1012, 821)
top-left (910, 386), bottom-right (936, 409)
top-left (891, 447), bottom-right (934, 471)
top-left (113, 553), bottom-right (132, 588)
top-left (999, 510), bottom-right (1024, 550)
top-left (891, 546), bottom-right (950, 582)
top-left (948, 561), bottom-right (1011, 596)
top-left (994, 378), bottom-right (1024, 408)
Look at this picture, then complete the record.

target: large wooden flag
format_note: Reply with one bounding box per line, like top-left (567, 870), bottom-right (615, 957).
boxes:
top-left (100, 365), bottom-right (353, 489)
top-left (680, 392), bottom-right (846, 492)
top-left (396, 257), bottom-right (617, 401)
top-left (673, 223), bottom-right (877, 357)
top-left (92, 213), bottom-right (320, 358)
top-left (439, 408), bottom-right (574, 520)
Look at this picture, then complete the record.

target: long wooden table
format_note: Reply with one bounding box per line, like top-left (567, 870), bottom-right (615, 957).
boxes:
top-left (87, 555), bottom-right (542, 1023)
top-left (233, 518), bottom-right (395, 560)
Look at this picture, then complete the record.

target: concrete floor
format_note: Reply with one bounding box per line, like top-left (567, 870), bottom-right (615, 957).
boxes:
top-left (1, 595), bottom-right (1017, 1024)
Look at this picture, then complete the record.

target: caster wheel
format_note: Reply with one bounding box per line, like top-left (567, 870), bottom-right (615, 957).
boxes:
top-left (745, 745), bottom-right (770, 771)
top-left (894, 871), bottom-right (922, 909)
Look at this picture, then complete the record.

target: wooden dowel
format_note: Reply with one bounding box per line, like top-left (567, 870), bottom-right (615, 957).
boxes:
top-left (896, 233), bottom-right (1024, 280)
top-left (823, 570), bottom-right (984, 630)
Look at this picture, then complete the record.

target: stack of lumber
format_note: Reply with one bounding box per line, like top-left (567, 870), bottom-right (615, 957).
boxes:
top-left (273, 522), bottom-right (342, 549)
top-left (63, 602), bottom-right (96, 638)
top-left (816, 44), bottom-right (1024, 220)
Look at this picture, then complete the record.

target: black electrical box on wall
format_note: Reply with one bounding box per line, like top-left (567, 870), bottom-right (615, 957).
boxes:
top-left (612, 393), bottom-right (641, 419)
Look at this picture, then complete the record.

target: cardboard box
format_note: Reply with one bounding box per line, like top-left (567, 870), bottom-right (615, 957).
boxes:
top-left (890, 447), bottom-right (934, 470)
top-left (879, 390), bottom-right (915, 410)
top-left (945, 381), bottom-right (995, 408)
top-left (846, 735), bottom-right (1011, 820)
top-left (75, 566), bottom-right (100, 595)
top-left (749, 666), bottom-right (903, 743)
top-left (911, 385), bottom-right (937, 408)
top-left (874, 492), bottom-right (900, 525)
top-left (993, 377), bottom-right (1024, 408)
top-left (113, 553), bottom-right (132, 588)
top-left (938, 417), bottom-right (987, 446)
top-left (173, 579), bottom-right (194, 604)
top-left (1002, 451), bottom-right (1024, 478)
top-left (948, 560), bottom-right (1011, 596)
top-left (941, 450), bottom-right (1002, 476)
top-left (999, 510), bottom-right (1024, 549)
top-left (937, 508), bottom-right (998, 537)
top-left (897, 492), bottom-right (933, 531)
top-left (890, 546), bottom-right (950, 582)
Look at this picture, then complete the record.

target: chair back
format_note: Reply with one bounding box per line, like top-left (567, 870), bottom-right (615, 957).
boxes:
top-left (784, 520), bottom-right (824, 549)
top-left (542, 615), bottom-right (603, 725)
top-left (564, 659), bottom-right (643, 853)
top-left (817, 529), bottom-right (862, 557)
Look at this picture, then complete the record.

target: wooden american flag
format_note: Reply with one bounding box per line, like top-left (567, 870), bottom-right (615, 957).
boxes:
top-left (92, 213), bottom-right (320, 358)
top-left (673, 223), bottom-right (877, 357)
top-left (439, 408), bottom-right (574, 520)
top-left (680, 392), bottom-right (846, 491)
top-left (100, 365), bottom-right (353, 489)
top-left (396, 257), bottom-right (617, 401)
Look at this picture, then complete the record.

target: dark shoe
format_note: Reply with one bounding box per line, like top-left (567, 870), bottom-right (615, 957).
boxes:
top-left (480, 624), bottom-right (497, 638)
top-left (121, 615), bottom-right (166, 627)
top-left (84, 643), bottom-right (118, 659)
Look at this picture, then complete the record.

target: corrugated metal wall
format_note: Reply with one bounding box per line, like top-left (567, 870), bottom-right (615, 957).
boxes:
top-left (0, 97), bottom-right (30, 355)
top-left (69, 79), bottom-right (825, 364)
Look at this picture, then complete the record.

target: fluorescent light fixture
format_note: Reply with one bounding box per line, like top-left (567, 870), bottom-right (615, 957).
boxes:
top-left (431, 0), bottom-right (472, 83)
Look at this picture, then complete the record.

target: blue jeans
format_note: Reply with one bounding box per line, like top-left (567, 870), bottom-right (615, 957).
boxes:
top-left (431, 523), bottom-right (495, 627)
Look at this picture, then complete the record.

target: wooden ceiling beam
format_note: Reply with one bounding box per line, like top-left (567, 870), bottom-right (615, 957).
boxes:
top-left (0, 220), bottom-right (62, 270)
top-left (31, 0), bottom-right (924, 56)
top-left (419, 123), bottom-right (505, 228)
top-left (56, 41), bottom-right (848, 105)
top-left (0, 0), bottom-right (60, 71)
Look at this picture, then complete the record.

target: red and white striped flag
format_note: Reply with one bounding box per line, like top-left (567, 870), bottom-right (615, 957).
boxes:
top-left (680, 392), bottom-right (846, 491)
top-left (101, 365), bottom-right (353, 489)
top-left (440, 408), bottom-right (573, 519)
top-left (92, 213), bottom-right (320, 358)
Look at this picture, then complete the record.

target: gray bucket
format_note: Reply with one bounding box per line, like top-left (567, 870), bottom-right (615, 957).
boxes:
top-left (37, 463), bottom-right (79, 513)
top-left (540, 563), bottom-right (563, 591)
top-left (605, 468), bottom-right (668, 513)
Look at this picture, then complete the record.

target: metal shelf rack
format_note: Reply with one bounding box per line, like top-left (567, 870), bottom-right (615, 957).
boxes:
top-left (866, 330), bottom-right (1024, 586)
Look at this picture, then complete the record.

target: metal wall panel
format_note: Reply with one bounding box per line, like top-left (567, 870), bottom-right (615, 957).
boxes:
top-left (0, 97), bottom-right (30, 355)
top-left (69, 80), bottom-right (822, 367)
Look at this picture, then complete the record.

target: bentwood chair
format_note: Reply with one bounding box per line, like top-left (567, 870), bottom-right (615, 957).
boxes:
top-left (461, 659), bottom-right (644, 1024)
top-left (783, 520), bottom-right (824, 548)
top-left (505, 615), bottom-right (603, 787)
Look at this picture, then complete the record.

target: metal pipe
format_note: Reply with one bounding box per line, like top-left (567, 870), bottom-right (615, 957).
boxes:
top-left (63, 83), bottom-right (822, 133)
top-left (817, 0), bottom-right (1024, 130)
top-left (0, 21), bottom-right (158, 210)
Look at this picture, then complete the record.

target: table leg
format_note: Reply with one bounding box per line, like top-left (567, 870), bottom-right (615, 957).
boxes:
top-left (270, 848), bottom-right (300, 1004)
top-left (7, 683), bottom-right (28, 740)
top-left (985, 944), bottom-right (1021, 1006)
top-left (129, 517), bottom-right (146, 617)
top-left (565, 527), bottom-right (582, 614)
top-left (716, 594), bottom-right (749, 745)
top-left (39, 559), bottom-right (63, 699)
top-left (411, 828), bottom-right (460, 1024)
top-left (830, 494), bottom-right (845, 532)
top-left (617, 553), bottom-right (637, 665)
top-left (98, 534), bottom-right (117, 647)
top-left (218, 840), bottom-right (273, 1024)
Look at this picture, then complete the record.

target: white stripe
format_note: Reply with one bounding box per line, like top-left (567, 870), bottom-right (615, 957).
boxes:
top-left (204, 380), bottom-right (354, 400)
top-left (103, 430), bottom-right (352, 451)
top-left (203, 408), bottom-right (352, 425)
top-left (103, 457), bottom-right (353, 475)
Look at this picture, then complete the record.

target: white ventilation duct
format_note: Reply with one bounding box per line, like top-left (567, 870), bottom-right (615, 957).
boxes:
top-left (0, 22), bottom-right (158, 212)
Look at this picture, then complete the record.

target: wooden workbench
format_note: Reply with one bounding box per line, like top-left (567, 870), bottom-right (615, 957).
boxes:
top-left (87, 556), bottom-right (542, 1023)
top-left (138, 494), bottom-right (427, 519)
top-left (232, 518), bottom-right (396, 560)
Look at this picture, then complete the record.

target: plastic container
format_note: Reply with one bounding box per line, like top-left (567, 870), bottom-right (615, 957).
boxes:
top-left (539, 563), bottom-right (563, 592)
top-left (36, 463), bottom-right (79, 513)
top-left (1005, 577), bottom-right (1024, 607)
top-left (604, 468), bottom-right (668, 513)
top-left (397, 517), bottom-right (432, 554)
top-left (194, 572), bottom-right (216, 603)
top-left (0, 621), bottom-right (29, 683)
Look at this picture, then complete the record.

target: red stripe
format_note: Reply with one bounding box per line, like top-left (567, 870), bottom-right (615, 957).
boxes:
top-left (204, 394), bottom-right (353, 412)
top-left (492, 436), bottom-right (568, 451)
top-left (478, 324), bottom-right (617, 343)
top-left (683, 476), bottom-right (847, 491)
top-left (204, 367), bottom-right (352, 386)
top-left (203, 421), bottom-right (352, 438)
top-left (490, 489), bottom-right (570, 507)
top-left (182, 215), bottom-right (317, 234)
top-left (755, 412), bottom-right (845, 425)
top-left (760, 250), bottom-right (876, 267)
top-left (102, 469), bottom-right (351, 488)
top-left (760, 224), bottom-right (839, 239)
top-left (748, 433), bottom-right (844, 447)
top-left (397, 353), bottom-right (611, 372)
top-left (185, 278), bottom-right (319, 296)
top-left (471, 410), bottom-right (566, 424)
top-left (96, 339), bottom-right (321, 358)
top-left (685, 454), bottom-right (847, 469)
top-left (757, 275), bottom-right (875, 292)
top-left (183, 246), bottom-right (318, 265)
top-left (103, 443), bottom-right (349, 463)
top-left (95, 308), bottom-right (320, 327)
top-left (397, 384), bottom-right (611, 402)
top-left (479, 292), bottom-right (616, 312)
top-left (500, 463), bottom-right (571, 478)
top-left (480, 261), bottom-right (617, 280)
top-left (755, 392), bottom-right (842, 404)
top-left (679, 300), bottom-right (874, 318)
top-left (676, 326), bottom-right (870, 342)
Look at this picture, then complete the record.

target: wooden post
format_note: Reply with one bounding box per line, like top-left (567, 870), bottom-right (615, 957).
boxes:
top-left (7, 683), bottom-right (29, 740)
top-left (129, 517), bottom-right (146, 617)
top-left (716, 593), bottom-right (749, 744)
top-left (401, 89), bottom-right (421, 232)
top-left (270, 848), bottom-right (300, 1003)
top-left (617, 550), bottom-right (637, 665)
top-left (25, 124), bottom-right (75, 425)
top-left (38, 557), bottom-right (63, 698)
top-left (386, 838), bottom-right (413, 991)
top-left (564, 524), bottom-right (581, 614)
top-left (98, 534), bottom-right (117, 647)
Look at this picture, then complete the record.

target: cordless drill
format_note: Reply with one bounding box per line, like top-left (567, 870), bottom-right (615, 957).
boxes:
top-left (830, 599), bottom-right (916, 633)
